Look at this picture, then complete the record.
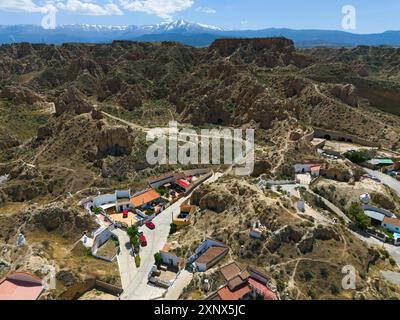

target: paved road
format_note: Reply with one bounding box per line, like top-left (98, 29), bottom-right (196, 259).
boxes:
top-left (114, 229), bottom-right (137, 290)
top-left (119, 195), bottom-right (189, 300)
top-left (364, 168), bottom-right (400, 197)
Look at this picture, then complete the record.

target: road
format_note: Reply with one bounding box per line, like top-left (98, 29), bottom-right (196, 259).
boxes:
top-left (119, 195), bottom-right (189, 300)
top-left (114, 229), bottom-right (137, 290)
top-left (364, 168), bottom-right (400, 197)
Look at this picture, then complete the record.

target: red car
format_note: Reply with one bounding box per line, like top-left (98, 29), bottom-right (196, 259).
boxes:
top-left (139, 234), bottom-right (147, 247)
top-left (145, 221), bottom-right (155, 230)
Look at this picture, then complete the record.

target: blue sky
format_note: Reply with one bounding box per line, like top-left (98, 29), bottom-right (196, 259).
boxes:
top-left (0, 0), bottom-right (398, 33)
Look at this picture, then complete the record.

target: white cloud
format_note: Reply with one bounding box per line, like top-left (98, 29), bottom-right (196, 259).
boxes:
top-left (0, 0), bottom-right (49, 13)
top-left (119, 0), bottom-right (193, 20)
top-left (56, 0), bottom-right (123, 16)
top-left (0, 0), bottom-right (123, 16)
top-left (195, 6), bottom-right (215, 14)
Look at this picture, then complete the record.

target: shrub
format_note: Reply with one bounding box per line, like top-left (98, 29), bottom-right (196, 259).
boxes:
top-left (135, 255), bottom-right (141, 268)
top-left (154, 252), bottom-right (163, 266)
top-left (330, 284), bottom-right (339, 295)
top-left (320, 267), bottom-right (329, 279)
top-left (92, 207), bottom-right (102, 215)
top-left (344, 150), bottom-right (371, 164)
top-left (169, 223), bottom-right (177, 235)
top-left (303, 271), bottom-right (313, 281)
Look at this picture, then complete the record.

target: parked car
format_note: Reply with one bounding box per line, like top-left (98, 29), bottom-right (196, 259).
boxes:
top-left (145, 221), bottom-right (155, 230)
top-left (139, 234), bottom-right (147, 247)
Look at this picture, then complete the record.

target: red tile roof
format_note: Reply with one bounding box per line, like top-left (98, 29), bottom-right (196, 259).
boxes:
top-left (248, 278), bottom-right (277, 300)
top-left (176, 179), bottom-right (191, 189)
top-left (217, 284), bottom-right (251, 300)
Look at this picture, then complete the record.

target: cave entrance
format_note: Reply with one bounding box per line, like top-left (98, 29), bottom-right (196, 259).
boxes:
top-left (324, 135), bottom-right (331, 140)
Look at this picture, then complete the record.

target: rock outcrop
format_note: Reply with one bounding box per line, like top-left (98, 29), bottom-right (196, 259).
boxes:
top-left (96, 124), bottom-right (134, 157)
top-left (329, 84), bottom-right (359, 107)
top-left (55, 87), bottom-right (93, 115)
top-left (1, 85), bottom-right (44, 105)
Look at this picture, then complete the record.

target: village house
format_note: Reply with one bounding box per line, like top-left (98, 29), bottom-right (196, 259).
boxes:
top-left (173, 203), bottom-right (196, 229)
top-left (207, 262), bottom-right (278, 301)
top-left (149, 245), bottom-right (186, 288)
top-left (382, 217), bottom-right (400, 234)
top-left (188, 239), bottom-right (229, 272)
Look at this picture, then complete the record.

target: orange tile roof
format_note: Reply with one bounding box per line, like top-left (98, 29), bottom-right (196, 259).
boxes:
top-left (383, 217), bottom-right (400, 227)
top-left (217, 284), bottom-right (251, 300)
top-left (195, 246), bottom-right (228, 266)
top-left (130, 189), bottom-right (161, 207)
top-left (220, 262), bottom-right (243, 281)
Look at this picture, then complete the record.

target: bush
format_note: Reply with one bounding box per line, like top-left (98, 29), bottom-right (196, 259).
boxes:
top-left (169, 223), bottom-right (177, 235)
top-left (344, 150), bottom-right (371, 164)
top-left (303, 271), bottom-right (313, 281)
top-left (135, 255), bottom-right (141, 268)
top-left (92, 207), bottom-right (102, 215)
top-left (320, 267), bottom-right (329, 279)
top-left (154, 252), bottom-right (163, 266)
top-left (330, 284), bottom-right (339, 295)
top-left (276, 279), bottom-right (286, 292)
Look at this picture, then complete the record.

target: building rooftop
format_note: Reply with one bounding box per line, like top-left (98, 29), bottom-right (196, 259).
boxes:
top-left (383, 217), bottom-right (400, 227)
top-left (220, 262), bottom-right (243, 281)
top-left (195, 246), bottom-right (228, 266)
top-left (130, 189), bottom-right (161, 207)
top-left (0, 273), bottom-right (44, 300)
top-left (217, 284), bottom-right (251, 300)
top-left (364, 210), bottom-right (385, 222)
top-left (248, 278), bottom-right (277, 300)
top-left (368, 159), bottom-right (394, 166)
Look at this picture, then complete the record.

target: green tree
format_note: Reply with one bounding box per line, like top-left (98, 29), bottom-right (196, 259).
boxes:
top-left (347, 203), bottom-right (371, 229)
top-left (154, 252), bottom-right (163, 266)
top-left (130, 235), bottom-right (140, 250)
top-left (127, 225), bottom-right (139, 238)
top-left (344, 150), bottom-right (371, 164)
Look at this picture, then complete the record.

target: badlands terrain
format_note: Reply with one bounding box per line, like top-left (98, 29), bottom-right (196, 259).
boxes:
top-left (1, 38), bottom-right (400, 299)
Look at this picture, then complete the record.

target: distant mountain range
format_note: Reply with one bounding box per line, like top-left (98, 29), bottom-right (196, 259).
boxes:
top-left (1, 20), bottom-right (400, 48)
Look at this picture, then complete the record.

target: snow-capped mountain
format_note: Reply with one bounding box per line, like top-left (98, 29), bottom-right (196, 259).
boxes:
top-left (57, 20), bottom-right (224, 34)
top-left (141, 19), bottom-right (225, 33)
top-left (1, 20), bottom-right (400, 48)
